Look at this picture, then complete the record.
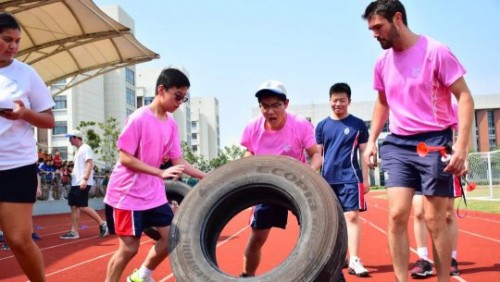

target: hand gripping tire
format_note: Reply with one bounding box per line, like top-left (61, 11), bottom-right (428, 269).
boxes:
top-left (143, 180), bottom-right (192, 241)
top-left (168, 155), bottom-right (347, 281)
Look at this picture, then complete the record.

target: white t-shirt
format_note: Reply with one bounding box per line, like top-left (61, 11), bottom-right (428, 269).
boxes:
top-left (0, 60), bottom-right (54, 170)
top-left (71, 143), bottom-right (94, 186)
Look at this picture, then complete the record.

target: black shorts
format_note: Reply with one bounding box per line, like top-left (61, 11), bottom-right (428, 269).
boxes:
top-left (0, 164), bottom-right (37, 203)
top-left (68, 185), bottom-right (91, 207)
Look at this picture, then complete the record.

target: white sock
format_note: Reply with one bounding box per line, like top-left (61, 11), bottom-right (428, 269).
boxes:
top-left (417, 247), bottom-right (429, 260)
top-left (452, 250), bottom-right (457, 260)
top-left (349, 256), bottom-right (359, 264)
top-left (138, 265), bottom-right (153, 280)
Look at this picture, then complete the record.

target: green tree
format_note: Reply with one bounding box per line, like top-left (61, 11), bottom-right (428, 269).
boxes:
top-left (77, 117), bottom-right (120, 169)
top-left (180, 142), bottom-right (245, 172)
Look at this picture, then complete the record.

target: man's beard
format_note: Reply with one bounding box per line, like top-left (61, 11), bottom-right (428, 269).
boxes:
top-left (378, 24), bottom-right (399, 50)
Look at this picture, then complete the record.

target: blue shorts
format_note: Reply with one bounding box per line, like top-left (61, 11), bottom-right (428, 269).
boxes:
top-left (330, 183), bottom-right (367, 212)
top-left (414, 175), bottom-right (463, 198)
top-left (381, 128), bottom-right (453, 197)
top-left (250, 204), bottom-right (288, 229)
top-left (106, 203), bottom-right (174, 237)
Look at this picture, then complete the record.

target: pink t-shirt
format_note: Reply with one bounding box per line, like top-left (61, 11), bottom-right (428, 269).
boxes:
top-left (373, 36), bottom-right (465, 135)
top-left (104, 107), bottom-right (182, 210)
top-left (241, 112), bottom-right (316, 163)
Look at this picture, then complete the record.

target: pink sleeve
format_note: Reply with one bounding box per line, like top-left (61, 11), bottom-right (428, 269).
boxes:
top-left (116, 117), bottom-right (140, 156)
top-left (436, 45), bottom-right (466, 87)
top-left (373, 57), bottom-right (385, 92)
top-left (167, 121), bottom-right (182, 160)
top-left (301, 119), bottom-right (317, 149)
top-left (240, 123), bottom-right (254, 153)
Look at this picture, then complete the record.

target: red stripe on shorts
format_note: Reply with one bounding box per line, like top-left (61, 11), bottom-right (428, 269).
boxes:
top-left (113, 208), bottom-right (137, 236)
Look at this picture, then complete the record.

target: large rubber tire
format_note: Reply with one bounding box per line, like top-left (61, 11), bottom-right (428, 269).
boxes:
top-left (169, 155), bottom-right (347, 282)
top-left (143, 180), bottom-right (192, 241)
top-left (165, 179), bottom-right (192, 204)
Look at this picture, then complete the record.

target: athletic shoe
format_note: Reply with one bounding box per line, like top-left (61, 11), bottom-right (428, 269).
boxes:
top-left (348, 257), bottom-right (369, 277)
top-left (450, 258), bottom-right (460, 276)
top-left (127, 269), bottom-right (155, 282)
top-left (99, 222), bottom-right (109, 237)
top-left (143, 227), bottom-right (161, 241)
top-left (239, 273), bottom-right (251, 278)
top-left (0, 233), bottom-right (4, 242)
top-left (410, 258), bottom-right (433, 278)
top-left (0, 242), bottom-right (9, 250)
top-left (59, 231), bottom-right (79, 240)
top-left (32, 232), bottom-right (41, 241)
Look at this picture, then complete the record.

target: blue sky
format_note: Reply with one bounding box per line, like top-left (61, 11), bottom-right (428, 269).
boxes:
top-left (95, 0), bottom-right (500, 147)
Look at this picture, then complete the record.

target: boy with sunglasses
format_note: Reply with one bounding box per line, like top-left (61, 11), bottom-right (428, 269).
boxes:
top-left (104, 68), bottom-right (206, 282)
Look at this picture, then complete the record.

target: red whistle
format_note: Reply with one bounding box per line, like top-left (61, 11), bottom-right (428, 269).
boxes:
top-left (463, 178), bottom-right (477, 192)
top-left (416, 142), bottom-right (452, 162)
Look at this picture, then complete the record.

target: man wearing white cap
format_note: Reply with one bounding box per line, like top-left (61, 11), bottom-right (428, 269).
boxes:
top-left (59, 129), bottom-right (108, 239)
top-left (239, 80), bottom-right (322, 277)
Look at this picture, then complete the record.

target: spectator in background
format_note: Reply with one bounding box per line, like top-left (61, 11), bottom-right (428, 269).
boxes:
top-left (59, 130), bottom-right (108, 240)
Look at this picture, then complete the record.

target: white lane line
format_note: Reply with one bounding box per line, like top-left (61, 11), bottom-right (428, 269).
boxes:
top-left (158, 225), bottom-right (250, 282)
top-left (0, 236), bottom-right (102, 261)
top-left (23, 239), bottom-right (154, 282)
top-left (371, 203), bottom-right (500, 241)
top-left (360, 216), bottom-right (468, 282)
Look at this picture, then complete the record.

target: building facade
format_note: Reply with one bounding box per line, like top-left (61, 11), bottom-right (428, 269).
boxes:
top-left (190, 97), bottom-right (220, 160)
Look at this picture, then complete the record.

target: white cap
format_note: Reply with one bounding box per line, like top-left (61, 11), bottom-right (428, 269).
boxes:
top-left (255, 80), bottom-right (287, 99)
top-left (65, 129), bottom-right (83, 139)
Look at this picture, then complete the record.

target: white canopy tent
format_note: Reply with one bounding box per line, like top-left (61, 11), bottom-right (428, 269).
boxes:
top-left (2, 0), bottom-right (159, 95)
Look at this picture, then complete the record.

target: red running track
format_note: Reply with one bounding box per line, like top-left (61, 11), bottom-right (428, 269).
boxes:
top-left (1, 191), bottom-right (499, 281)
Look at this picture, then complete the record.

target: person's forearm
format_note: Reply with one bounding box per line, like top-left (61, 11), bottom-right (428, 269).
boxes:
top-left (172, 158), bottom-right (207, 179)
top-left (83, 161), bottom-right (93, 180)
top-left (23, 109), bottom-right (55, 128)
top-left (456, 93), bottom-right (474, 151)
top-left (120, 153), bottom-right (163, 177)
top-left (308, 153), bottom-right (322, 171)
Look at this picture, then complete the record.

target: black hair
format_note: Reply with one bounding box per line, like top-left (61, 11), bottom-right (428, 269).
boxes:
top-left (0, 12), bottom-right (20, 33)
top-left (362, 0), bottom-right (408, 26)
top-left (329, 82), bottom-right (352, 100)
top-left (155, 68), bottom-right (190, 95)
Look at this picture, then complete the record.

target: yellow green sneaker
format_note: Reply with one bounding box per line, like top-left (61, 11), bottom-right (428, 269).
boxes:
top-left (127, 269), bottom-right (155, 282)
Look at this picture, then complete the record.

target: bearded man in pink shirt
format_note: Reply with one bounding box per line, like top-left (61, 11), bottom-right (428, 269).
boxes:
top-left (239, 80), bottom-right (322, 278)
top-left (362, 1), bottom-right (474, 282)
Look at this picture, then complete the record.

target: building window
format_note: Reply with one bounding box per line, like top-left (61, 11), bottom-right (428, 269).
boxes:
top-left (53, 121), bottom-right (67, 135)
top-left (192, 145), bottom-right (198, 152)
top-left (144, 96), bottom-right (154, 105)
top-left (488, 111), bottom-right (496, 150)
top-left (126, 88), bottom-right (136, 107)
top-left (191, 121), bottom-right (197, 129)
top-left (53, 95), bottom-right (67, 110)
top-left (126, 68), bottom-right (135, 85)
top-left (192, 133), bottom-right (197, 140)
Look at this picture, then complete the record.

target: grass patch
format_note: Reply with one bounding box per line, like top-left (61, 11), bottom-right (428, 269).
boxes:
top-left (368, 187), bottom-right (500, 214)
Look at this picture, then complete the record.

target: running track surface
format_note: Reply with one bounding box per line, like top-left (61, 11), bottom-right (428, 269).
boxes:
top-left (1, 191), bottom-right (499, 281)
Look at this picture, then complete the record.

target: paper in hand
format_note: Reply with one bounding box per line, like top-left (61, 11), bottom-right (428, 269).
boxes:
top-left (0, 98), bottom-right (15, 112)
